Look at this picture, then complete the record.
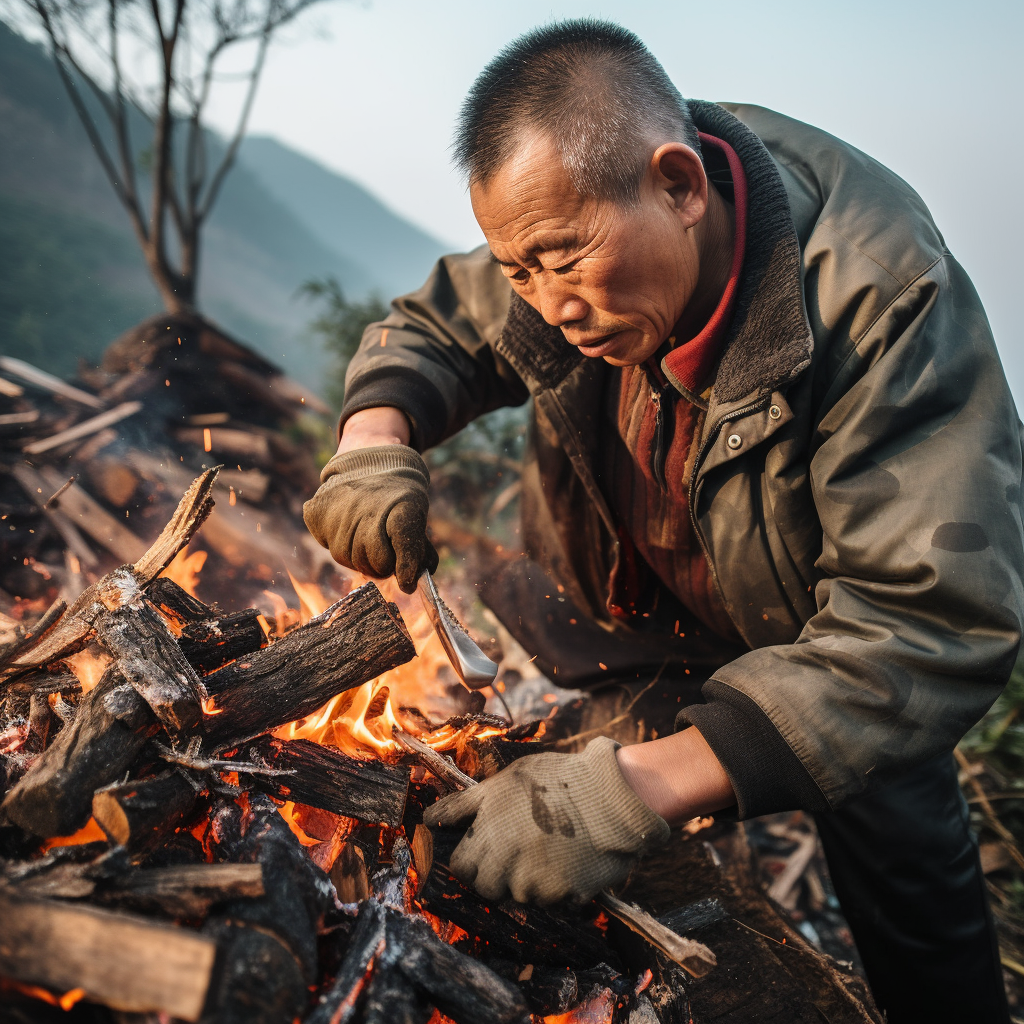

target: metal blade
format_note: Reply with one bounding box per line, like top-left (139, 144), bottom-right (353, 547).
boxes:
top-left (417, 571), bottom-right (498, 690)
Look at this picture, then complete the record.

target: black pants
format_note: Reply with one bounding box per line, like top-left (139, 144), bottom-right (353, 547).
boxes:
top-left (814, 753), bottom-right (1010, 1024)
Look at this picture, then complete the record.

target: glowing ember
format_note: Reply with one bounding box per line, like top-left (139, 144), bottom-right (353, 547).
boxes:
top-left (544, 987), bottom-right (616, 1024)
top-left (66, 648), bottom-right (111, 694)
top-left (42, 816), bottom-right (107, 850)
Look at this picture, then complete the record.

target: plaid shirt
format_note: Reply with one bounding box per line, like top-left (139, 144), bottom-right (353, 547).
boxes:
top-left (603, 134), bottom-right (748, 643)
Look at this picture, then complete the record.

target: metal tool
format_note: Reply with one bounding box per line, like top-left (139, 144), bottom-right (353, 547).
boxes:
top-left (417, 571), bottom-right (499, 690)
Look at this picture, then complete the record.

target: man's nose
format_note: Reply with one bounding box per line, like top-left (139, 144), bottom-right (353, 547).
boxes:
top-left (534, 277), bottom-right (589, 328)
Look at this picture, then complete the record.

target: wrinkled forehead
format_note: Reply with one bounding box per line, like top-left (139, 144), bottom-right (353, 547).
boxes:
top-left (470, 131), bottom-right (603, 249)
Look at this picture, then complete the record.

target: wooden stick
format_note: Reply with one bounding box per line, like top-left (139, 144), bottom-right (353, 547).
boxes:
top-left (395, 729), bottom-right (476, 791)
top-left (0, 374), bottom-right (24, 397)
top-left (0, 889), bottom-right (216, 1021)
top-left (0, 410), bottom-right (37, 425)
top-left (0, 356), bottom-right (104, 408)
top-left (92, 771), bottom-right (201, 853)
top-left (23, 401), bottom-right (142, 455)
top-left (595, 892), bottom-right (717, 979)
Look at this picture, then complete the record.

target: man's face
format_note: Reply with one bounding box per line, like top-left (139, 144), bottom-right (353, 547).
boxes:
top-left (471, 133), bottom-right (704, 367)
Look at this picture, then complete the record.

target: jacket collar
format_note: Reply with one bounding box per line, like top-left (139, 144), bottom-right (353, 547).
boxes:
top-left (495, 101), bottom-right (813, 405)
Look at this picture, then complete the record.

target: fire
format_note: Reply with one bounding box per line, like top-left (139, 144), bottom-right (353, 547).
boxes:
top-left (544, 988), bottom-right (616, 1024)
top-left (66, 648), bottom-right (111, 694)
top-left (160, 546), bottom-right (208, 598)
top-left (42, 816), bottom-right (107, 850)
top-left (286, 569), bottom-right (333, 624)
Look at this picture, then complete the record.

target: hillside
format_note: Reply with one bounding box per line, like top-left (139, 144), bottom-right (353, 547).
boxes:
top-left (0, 20), bottom-right (446, 392)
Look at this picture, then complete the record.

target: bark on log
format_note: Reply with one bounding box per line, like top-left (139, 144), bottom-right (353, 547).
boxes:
top-left (92, 770), bottom-right (201, 853)
top-left (91, 572), bottom-right (205, 737)
top-left (203, 584), bottom-right (415, 750)
top-left (0, 889), bottom-right (216, 1021)
top-left (1, 468), bottom-right (219, 679)
top-left (236, 736), bottom-right (409, 827)
top-left (2, 665), bottom-right (153, 837)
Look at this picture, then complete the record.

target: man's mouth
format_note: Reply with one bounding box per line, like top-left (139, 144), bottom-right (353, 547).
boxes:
top-left (572, 331), bottom-right (623, 358)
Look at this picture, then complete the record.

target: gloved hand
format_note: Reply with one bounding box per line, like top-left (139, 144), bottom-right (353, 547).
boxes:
top-left (303, 444), bottom-right (438, 593)
top-left (422, 736), bottom-right (670, 905)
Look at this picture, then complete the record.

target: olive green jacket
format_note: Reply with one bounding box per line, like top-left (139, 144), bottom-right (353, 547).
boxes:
top-left (341, 101), bottom-right (1024, 817)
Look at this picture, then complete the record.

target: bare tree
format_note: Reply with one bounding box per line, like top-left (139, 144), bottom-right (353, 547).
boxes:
top-left (11, 0), bottom-right (329, 313)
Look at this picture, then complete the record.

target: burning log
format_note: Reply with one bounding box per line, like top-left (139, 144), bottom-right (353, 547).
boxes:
top-left (203, 583), bottom-right (416, 751)
top-left (0, 889), bottom-right (217, 1021)
top-left (2, 665), bottom-right (153, 837)
top-left (92, 770), bottom-right (202, 853)
top-left (236, 735), bottom-right (410, 828)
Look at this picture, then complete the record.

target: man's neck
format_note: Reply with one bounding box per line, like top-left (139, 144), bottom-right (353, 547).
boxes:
top-left (674, 185), bottom-right (736, 344)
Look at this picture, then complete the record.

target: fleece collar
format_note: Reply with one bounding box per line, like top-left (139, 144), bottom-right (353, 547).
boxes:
top-left (494, 101), bottom-right (814, 406)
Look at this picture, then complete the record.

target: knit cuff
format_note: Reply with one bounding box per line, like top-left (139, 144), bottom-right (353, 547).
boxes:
top-left (584, 736), bottom-right (671, 852)
top-left (677, 680), bottom-right (830, 819)
top-left (320, 444), bottom-right (430, 486)
top-left (339, 365), bottom-right (448, 451)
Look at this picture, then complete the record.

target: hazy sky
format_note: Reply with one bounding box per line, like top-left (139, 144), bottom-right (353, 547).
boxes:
top-left (205, 0), bottom-right (1024, 397)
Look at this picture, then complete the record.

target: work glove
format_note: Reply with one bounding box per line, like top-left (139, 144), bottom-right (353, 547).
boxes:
top-left (303, 444), bottom-right (438, 594)
top-left (422, 736), bottom-right (670, 906)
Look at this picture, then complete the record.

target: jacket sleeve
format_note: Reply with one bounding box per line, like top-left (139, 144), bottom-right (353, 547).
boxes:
top-left (340, 246), bottom-right (529, 451)
top-left (682, 254), bottom-right (1024, 817)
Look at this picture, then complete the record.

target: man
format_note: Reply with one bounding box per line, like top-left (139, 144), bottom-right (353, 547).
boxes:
top-left (303, 21), bottom-right (1024, 1022)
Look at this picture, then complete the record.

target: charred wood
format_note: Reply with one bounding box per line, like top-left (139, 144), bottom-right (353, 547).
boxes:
top-left (2, 666), bottom-right (153, 837)
top-left (236, 736), bottom-right (409, 827)
top-left (200, 794), bottom-right (332, 1024)
top-left (95, 862), bottom-right (264, 918)
top-left (203, 584), bottom-right (415, 751)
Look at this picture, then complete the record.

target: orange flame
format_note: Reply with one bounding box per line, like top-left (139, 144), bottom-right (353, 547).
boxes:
top-left (42, 816), bottom-right (107, 851)
top-left (160, 546), bottom-right (208, 598)
top-left (286, 570), bottom-right (332, 625)
top-left (66, 648), bottom-right (111, 694)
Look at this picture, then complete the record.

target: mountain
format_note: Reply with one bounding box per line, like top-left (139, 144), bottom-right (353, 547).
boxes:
top-left (0, 20), bottom-right (446, 393)
top-left (239, 136), bottom-right (448, 300)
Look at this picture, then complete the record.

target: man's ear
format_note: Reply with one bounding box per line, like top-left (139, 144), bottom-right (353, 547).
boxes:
top-left (649, 142), bottom-right (707, 230)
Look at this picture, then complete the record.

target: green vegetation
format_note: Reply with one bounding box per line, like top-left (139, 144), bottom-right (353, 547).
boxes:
top-left (959, 656), bottom-right (1024, 984)
top-left (0, 193), bottom-right (157, 375)
top-left (298, 277), bottom-right (389, 411)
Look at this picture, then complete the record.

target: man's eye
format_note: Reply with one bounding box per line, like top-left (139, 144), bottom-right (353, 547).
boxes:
top-left (509, 268), bottom-right (530, 283)
top-left (553, 261), bottom-right (578, 276)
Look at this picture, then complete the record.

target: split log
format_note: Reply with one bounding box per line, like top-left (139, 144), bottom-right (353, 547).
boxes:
top-left (236, 736), bottom-right (409, 827)
top-left (146, 576), bottom-right (214, 623)
top-left (0, 468), bottom-right (218, 679)
top-left (0, 889), bottom-right (216, 1021)
top-left (92, 771), bottom-right (201, 853)
top-left (2, 665), bottom-right (153, 837)
top-left (201, 794), bottom-right (333, 1024)
top-left (203, 584), bottom-right (416, 750)
top-left (90, 570), bottom-right (206, 737)
top-left (178, 609), bottom-right (267, 674)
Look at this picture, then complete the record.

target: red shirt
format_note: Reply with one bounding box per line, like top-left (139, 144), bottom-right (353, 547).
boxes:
top-left (603, 133), bottom-right (748, 642)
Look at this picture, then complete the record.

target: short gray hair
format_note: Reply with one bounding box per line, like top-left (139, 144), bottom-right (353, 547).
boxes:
top-left (454, 20), bottom-right (701, 205)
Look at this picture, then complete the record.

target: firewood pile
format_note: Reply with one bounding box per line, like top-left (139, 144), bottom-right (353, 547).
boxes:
top-left (0, 470), bottom-right (886, 1024)
top-left (0, 311), bottom-right (333, 620)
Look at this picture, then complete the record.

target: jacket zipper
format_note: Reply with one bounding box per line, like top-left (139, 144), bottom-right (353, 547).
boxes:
top-left (687, 396), bottom-right (770, 636)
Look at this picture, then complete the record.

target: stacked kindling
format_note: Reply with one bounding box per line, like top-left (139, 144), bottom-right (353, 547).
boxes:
top-left (0, 312), bottom-right (333, 617)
